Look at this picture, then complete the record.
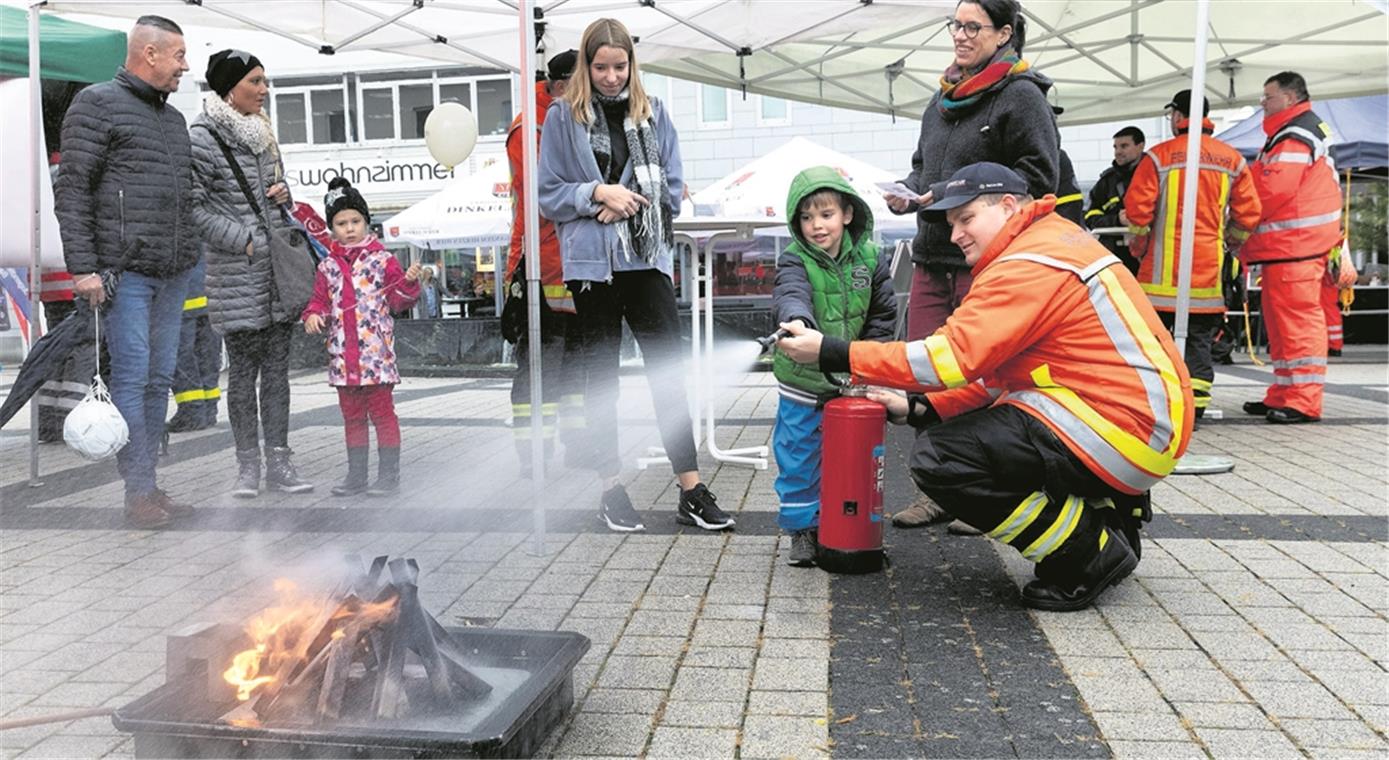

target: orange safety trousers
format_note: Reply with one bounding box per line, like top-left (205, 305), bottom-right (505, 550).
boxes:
top-left (1261, 258), bottom-right (1327, 417)
top-left (1320, 275), bottom-right (1344, 351)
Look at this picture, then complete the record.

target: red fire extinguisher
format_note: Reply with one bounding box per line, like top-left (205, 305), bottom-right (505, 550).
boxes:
top-left (817, 385), bottom-right (886, 574)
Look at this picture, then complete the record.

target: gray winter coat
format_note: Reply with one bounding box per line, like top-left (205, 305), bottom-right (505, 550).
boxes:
top-left (899, 69), bottom-right (1059, 268)
top-left (55, 68), bottom-right (198, 279)
top-left (189, 108), bottom-right (295, 332)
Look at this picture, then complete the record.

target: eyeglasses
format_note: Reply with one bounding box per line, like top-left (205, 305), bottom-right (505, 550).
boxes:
top-left (945, 20), bottom-right (997, 39)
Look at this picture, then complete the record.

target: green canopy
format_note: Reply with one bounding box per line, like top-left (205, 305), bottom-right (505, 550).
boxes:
top-left (0, 5), bottom-right (124, 83)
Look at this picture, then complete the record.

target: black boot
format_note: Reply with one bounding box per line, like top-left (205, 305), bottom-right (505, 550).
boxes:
top-left (367, 447), bottom-right (400, 496)
top-left (332, 447), bottom-right (370, 496)
top-left (1021, 527), bottom-right (1137, 612)
top-left (232, 449), bottom-right (260, 499)
top-left (201, 400), bottom-right (220, 430)
top-left (265, 447), bottom-right (314, 493)
top-left (165, 404), bottom-right (203, 433)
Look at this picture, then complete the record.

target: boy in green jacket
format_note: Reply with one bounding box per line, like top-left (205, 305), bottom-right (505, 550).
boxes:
top-left (773, 166), bottom-right (897, 567)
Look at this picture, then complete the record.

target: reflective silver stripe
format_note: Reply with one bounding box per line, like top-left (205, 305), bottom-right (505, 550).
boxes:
top-left (1022, 495), bottom-right (1082, 562)
top-left (905, 340), bottom-right (940, 387)
top-left (1087, 276), bottom-right (1173, 452)
top-left (1009, 392), bottom-right (1161, 493)
top-left (1155, 162), bottom-right (1245, 179)
top-left (989, 492), bottom-right (1047, 542)
top-left (1273, 372), bottom-right (1325, 385)
top-left (994, 252), bottom-right (1082, 277)
top-left (1079, 255), bottom-right (1121, 281)
top-left (1280, 126), bottom-right (1328, 161)
top-left (1146, 294), bottom-right (1226, 311)
top-left (1272, 356), bottom-right (1328, 369)
top-left (41, 380), bottom-right (90, 395)
top-left (1254, 209), bottom-right (1341, 234)
top-left (35, 395), bottom-right (81, 410)
top-left (1269, 153), bottom-right (1312, 165)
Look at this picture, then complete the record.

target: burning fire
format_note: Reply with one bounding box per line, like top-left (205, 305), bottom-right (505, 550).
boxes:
top-left (222, 578), bottom-right (399, 702)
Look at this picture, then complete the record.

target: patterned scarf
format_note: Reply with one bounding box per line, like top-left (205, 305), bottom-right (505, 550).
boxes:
top-left (938, 48), bottom-right (1029, 114)
top-left (589, 89), bottom-right (672, 264)
top-left (203, 92), bottom-right (276, 156)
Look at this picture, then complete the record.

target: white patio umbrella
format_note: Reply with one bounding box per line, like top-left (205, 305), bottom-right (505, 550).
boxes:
top-left (693, 136), bottom-right (918, 238)
top-left (383, 158), bottom-right (512, 250)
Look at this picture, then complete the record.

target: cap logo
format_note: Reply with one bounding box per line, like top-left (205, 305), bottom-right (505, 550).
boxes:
top-left (324, 188), bottom-right (346, 206)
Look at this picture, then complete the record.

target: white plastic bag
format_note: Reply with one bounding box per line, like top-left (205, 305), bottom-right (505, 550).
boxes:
top-left (63, 307), bottom-right (128, 461)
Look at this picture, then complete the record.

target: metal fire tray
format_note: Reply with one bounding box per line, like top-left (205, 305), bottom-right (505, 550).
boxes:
top-left (112, 628), bottom-right (589, 759)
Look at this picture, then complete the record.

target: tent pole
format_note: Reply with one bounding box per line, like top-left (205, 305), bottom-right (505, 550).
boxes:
top-left (1173, 0), bottom-right (1210, 363)
top-left (519, 0), bottom-right (547, 556)
top-left (27, 1), bottom-right (44, 486)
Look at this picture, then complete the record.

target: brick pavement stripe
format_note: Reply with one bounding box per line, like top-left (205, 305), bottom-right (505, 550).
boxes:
top-left (646, 726), bottom-right (738, 759)
top-left (554, 712), bottom-right (652, 757)
top-left (740, 714), bottom-right (829, 759)
top-left (1091, 709), bottom-right (1191, 741)
top-left (751, 657), bottom-right (828, 692)
top-left (1104, 739), bottom-right (1207, 759)
top-left (1194, 727), bottom-right (1305, 758)
top-left (669, 667), bottom-right (751, 703)
top-left (657, 700), bottom-right (744, 728)
top-left (578, 687), bottom-right (666, 715)
top-left (746, 689), bottom-right (827, 717)
top-left (1277, 718), bottom-right (1388, 751)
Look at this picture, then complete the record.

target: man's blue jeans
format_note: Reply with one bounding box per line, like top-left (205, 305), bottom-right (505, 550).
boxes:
top-left (105, 268), bottom-right (192, 496)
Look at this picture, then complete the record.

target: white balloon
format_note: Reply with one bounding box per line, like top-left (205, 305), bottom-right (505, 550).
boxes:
top-left (424, 102), bottom-right (479, 170)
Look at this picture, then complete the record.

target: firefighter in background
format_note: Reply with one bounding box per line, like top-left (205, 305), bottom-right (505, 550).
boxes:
top-left (1323, 243), bottom-right (1357, 357)
top-left (1086, 125), bottom-right (1146, 274)
top-left (505, 49), bottom-right (586, 475)
top-left (1241, 71), bottom-right (1344, 424)
top-left (33, 268), bottom-right (87, 442)
top-left (1125, 90), bottom-right (1261, 420)
top-left (165, 254), bottom-right (221, 432)
top-left (778, 163), bottom-right (1193, 611)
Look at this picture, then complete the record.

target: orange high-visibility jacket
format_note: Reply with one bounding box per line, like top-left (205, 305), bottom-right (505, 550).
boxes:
top-left (1241, 102), bottom-right (1343, 265)
top-left (507, 81), bottom-right (573, 313)
top-left (846, 199), bottom-right (1193, 495)
top-left (1124, 118), bottom-right (1261, 313)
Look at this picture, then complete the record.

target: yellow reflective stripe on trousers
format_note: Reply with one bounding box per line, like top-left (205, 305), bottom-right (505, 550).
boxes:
top-left (1022, 495), bottom-right (1083, 562)
top-left (173, 389), bottom-right (205, 404)
top-left (989, 491), bottom-right (1048, 544)
top-left (1190, 378), bottom-right (1212, 392)
top-left (924, 334), bottom-right (967, 388)
top-left (183, 296), bottom-right (207, 311)
top-left (205, 387), bottom-right (220, 400)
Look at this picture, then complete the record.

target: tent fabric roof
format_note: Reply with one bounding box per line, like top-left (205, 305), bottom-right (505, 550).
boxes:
top-left (1215, 95), bottom-right (1389, 170)
top-left (0, 5), bottom-right (125, 83)
top-left (36, 0), bottom-right (1386, 126)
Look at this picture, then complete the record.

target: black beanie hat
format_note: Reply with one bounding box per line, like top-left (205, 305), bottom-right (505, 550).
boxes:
top-left (324, 177), bottom-right (371, 226)
top-left (206, 49), bottom-right (264, 98)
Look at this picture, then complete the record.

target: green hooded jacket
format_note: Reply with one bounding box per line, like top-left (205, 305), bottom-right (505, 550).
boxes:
top-left (772, 166), bottom-right (891, 401)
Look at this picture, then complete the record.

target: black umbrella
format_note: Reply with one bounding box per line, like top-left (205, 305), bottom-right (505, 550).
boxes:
top-left (0, 273), bottom-right (116, 429)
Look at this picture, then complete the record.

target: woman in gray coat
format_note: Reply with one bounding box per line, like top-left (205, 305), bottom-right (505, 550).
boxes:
top-left (190, 49), bottom-right (312, 498)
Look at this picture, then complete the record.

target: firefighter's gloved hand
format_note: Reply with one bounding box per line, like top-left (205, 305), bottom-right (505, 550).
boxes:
top-left (866, 388), bottom-right (909, 424)
top-left (904, 393), bottom-right (941, 429)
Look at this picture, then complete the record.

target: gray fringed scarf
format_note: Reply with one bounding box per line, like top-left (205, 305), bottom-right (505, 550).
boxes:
top-left (589, 89), bottom-right (672, 264)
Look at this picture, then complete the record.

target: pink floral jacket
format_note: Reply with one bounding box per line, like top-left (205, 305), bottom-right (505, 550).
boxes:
top-left (302, 236), bottom-right (420, 386)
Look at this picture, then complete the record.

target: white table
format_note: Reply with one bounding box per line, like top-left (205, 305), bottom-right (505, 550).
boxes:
top-left (635, 217), bottom-right (783, 471)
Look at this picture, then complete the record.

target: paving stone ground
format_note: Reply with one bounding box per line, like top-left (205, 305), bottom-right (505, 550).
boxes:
top-left (0, 347), bottom-right (1385, 759)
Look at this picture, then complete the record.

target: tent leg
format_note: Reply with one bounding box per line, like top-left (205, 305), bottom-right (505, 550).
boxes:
top-left (518, 0), bottom-right (547, 557)
top-left (27, 1), bottom-right (44, 487)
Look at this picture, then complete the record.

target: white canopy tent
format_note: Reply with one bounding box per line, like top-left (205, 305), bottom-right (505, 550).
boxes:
top-left (693, 136), bottom-right (918, 239)
top-left (383, 158), bottom-right (512, 249)
top-left (17, 0), bottom-right (1388, 523)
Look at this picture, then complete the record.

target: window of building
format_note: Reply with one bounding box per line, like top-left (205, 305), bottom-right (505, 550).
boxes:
top-left (271, 85), bottom-right (348, 145)
top-left (361, 87), bottom-right (395, 140)
top-left (475, 79), bottom-right (512, 137)
top-left (698, 83), bottom-right (731, 128)
top-left (398, 83), bottom-right (435, 140)
top-left (757, 95), bottom-right (790, 126)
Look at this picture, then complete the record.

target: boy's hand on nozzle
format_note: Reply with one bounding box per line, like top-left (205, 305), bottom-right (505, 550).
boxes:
top-left (776, 320), bottom-right (823, 364)
top-left (404, 263), bottom-right (423, 282)
top-left (304, 314), bottom-right (325, 334)
top-left (866, 388), bottom-right (909, 425)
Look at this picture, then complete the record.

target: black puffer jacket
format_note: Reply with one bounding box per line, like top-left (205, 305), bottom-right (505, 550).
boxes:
top-left (55, 68), bottom-right (198, 278)
top-left (190, 99), bottom-right (296, 332)
top-left (899, 68), bottom-right (1059, 269)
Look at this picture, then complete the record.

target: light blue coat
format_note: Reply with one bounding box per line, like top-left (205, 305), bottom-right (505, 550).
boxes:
top-left (537, 96), bottom-right (683, 283)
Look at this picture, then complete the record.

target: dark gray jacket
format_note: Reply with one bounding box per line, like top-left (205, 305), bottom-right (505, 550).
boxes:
top-left (899, 69), bottom-right (1060, 268)
top-left (55, 68), bottom-right (198, 278)
top-left (189, 106), bottom-right (295, 331)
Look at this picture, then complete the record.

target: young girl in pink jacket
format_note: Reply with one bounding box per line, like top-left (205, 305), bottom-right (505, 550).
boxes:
top-left (303, 178), bottom-right (420, 496)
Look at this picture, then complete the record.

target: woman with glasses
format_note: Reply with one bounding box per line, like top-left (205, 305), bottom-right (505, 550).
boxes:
top-left (883, 0), bottom-right (1060, 531)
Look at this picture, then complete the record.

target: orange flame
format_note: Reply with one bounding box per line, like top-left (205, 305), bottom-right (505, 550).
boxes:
top-left (222, 578), bottom-right (400, 704)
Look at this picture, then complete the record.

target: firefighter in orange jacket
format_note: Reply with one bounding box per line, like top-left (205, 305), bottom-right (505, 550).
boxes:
top-left (505, 50), bottom-right (586, 475)
top-left (779, 163), bottom-right (1194, 612)
top-left (1124, 90), bottom-right (1261, 419)
top-left (1240, 72), bottom-right (1343, 423)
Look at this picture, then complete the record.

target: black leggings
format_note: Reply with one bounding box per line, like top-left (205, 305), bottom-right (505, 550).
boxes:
top-left (223, 322), bottom-right (292, 452)
top-left (570, 270), bottom-right (697, 478)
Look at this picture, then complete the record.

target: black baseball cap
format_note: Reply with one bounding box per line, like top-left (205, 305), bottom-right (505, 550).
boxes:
top-left (1164, 89), bottom-right (1210, 117)
top-left (547, 50), bottom-right (577, 81)
top-left (922, 162), bottom-right (1029, 217)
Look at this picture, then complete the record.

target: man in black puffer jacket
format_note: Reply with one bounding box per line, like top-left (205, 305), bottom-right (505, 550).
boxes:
top-left (54, 15), bottom-right (198, 530)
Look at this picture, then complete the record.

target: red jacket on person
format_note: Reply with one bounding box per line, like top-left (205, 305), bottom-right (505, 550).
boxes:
top-left (1241, 101), bottom-right (1343, 264)
top-left (506, 81), bottom-right (573, 313)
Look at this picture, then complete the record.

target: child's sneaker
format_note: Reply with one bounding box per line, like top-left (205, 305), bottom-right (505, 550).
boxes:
top-left (600, 484), bottom-right (645, 533)
top-left (677, 484), bottom-right (735, 531)
top-left (787, 529), bottom-right (817, 567)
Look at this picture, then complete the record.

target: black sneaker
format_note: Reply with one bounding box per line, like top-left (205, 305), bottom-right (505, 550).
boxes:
top-left (600, 485), bottom-right (645, 533)
top-left (677, 483), bottom-right (735, 531)
top-left (787, 530), bottom-right (817, 567)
